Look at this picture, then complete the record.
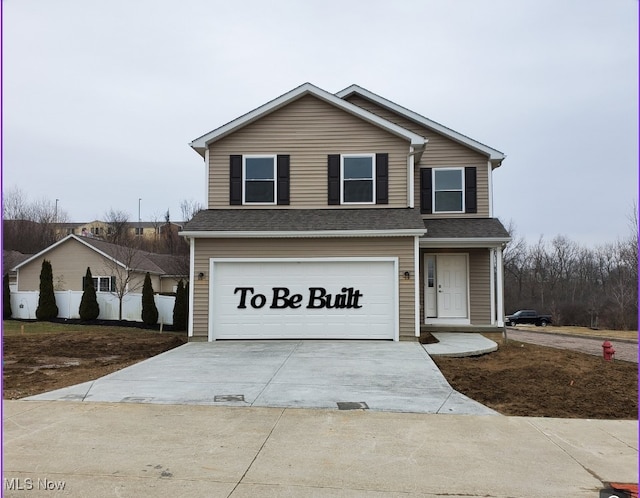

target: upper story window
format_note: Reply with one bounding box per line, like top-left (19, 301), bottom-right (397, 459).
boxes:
top-left (433, 168), bottom-right (464, 213)
top-left (328, 153), bottom-right (388, 206)
top-left (230, 154), bottom-right (290, 206)
top-left (341, 154), bottom-right (375, 204)
top-left (420, 166), bottom-right (477, 215)
top-left (244, 156), bottom-right (276, 204)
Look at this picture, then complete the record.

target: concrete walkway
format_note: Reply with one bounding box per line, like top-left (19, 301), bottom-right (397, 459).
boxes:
top-left (4, 400), bottom-right (637, 497)
top-left (25, 340), bottom-right (497, 415)
top-left (422, 332), bottom-right (498, 357)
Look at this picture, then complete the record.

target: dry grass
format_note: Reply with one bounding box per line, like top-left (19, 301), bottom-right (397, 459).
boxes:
top-left (510, 324), bottom-right (637, 342)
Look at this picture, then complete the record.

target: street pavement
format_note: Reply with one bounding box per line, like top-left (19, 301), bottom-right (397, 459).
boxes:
top-left (508, 328), bottom-right (638, 363)
top-left (6, 335), bottom-right (638, 497)
top-left (4, 400), bottom-right (638, 498)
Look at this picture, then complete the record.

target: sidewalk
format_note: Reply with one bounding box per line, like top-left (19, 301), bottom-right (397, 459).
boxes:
top-left (4, 400), bottom-right (637, 497)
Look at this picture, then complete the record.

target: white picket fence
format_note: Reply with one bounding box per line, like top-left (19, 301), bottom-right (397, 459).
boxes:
top-left (10, 291), bottom-right (176, 325)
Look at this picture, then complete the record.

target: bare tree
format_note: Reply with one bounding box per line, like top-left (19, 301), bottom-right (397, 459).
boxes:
top-left (180, 199), bottom-right (204, 223)
top-left (3, 186), bottom-right (30, 220)
top-left (502, 219), bottom-right (528, 303)
top-left (100, 243), bottom-right (147, 321)
top-left (3, 186), bottom-right (68, 253)
top-left (103, 209), bottom-right (131, 246)
top-left (502, 201), bottom-right (638, 330)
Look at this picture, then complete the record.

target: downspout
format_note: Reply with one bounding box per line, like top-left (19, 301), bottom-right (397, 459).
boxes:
top-left (204, 149), bottom-right (210, 210)
top-left (496, 245), bottom-right (505, 327)
top-left (414, 235), bottom-right (420, 337)
top-left (187, 236), bottom-right (195, 338)
top-left (487, 160), bottom-right (493, 217)
top-left (408, 147), bottom-right (415, 208)
top-left (489, 248), bottom-right (496, 325)
top-left (407, 141), bottom-right (427, 209)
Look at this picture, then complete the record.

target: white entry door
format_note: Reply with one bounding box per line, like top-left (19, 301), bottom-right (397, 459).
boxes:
top-left (424, 254), bottom-right (468, 321)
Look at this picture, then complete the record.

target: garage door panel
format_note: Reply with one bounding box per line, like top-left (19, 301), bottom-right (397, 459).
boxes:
top-left (210, 260), bottom-right (397, 340)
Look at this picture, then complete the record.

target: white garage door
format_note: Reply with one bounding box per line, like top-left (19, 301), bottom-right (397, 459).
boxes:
top-left (210, 258), bottom-right (398, 340)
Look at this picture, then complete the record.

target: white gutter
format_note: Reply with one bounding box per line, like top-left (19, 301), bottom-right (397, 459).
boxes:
top-left (180, 229), bottom-right (427, 239)
top-left (419, 237), bottom-right (511, 248)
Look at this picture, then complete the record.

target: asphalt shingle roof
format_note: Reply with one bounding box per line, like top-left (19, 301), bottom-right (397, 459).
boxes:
top-left (75, 236), bottom-right (186, 275)
top-left (423, 218), bottom-right (510, 239)
top-left (184, 208), bottom-right (426, 233)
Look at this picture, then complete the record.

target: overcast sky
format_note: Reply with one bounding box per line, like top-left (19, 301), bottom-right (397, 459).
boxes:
top-left (3, 0), bottom-right (638, 246)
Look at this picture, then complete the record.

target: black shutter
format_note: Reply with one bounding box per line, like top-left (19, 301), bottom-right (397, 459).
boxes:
top-left (465, 167), bottom-right (477, 214)
top-left (82, 277), bottom-right (86, 291)
top-left (327, 154), bottom-right (341, 205)
top-left (110, 276), bottom-right (117, 292)
top-left (276, 155), bottom-right (290, 205)
top-left (229, 155), bottom-right (242, 205)
top-left (420, 168), bottom-right (432, 214)
top-left (375, 153), bottom-right (389, 204)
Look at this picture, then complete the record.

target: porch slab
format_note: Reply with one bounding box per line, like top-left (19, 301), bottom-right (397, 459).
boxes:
top-left (422, 333), bottom-right (498, 357)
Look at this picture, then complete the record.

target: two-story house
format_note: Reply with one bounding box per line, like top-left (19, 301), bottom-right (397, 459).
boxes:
top-left (181, 83), bottom-right (510, 341)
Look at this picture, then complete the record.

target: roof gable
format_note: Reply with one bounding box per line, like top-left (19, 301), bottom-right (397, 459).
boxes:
top-left (189, 83), bottom-right (426, 157)
top-left (11, 235), bottom-right (183, 276)
top-left (336, 84), bottom-right (505, 167)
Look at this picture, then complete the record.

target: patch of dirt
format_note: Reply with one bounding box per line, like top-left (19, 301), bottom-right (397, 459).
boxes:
top-left (433, 337), bottom-right (638, 419)
top-left (3, 330), bottom-right (186, 399)
top-left (3, 327), bottom-right (637, 419)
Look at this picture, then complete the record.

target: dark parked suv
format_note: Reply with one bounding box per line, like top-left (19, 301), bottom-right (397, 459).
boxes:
top-left (505, 310), bottom-right (552, 327)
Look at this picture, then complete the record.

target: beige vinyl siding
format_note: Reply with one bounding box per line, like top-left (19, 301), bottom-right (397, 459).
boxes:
top-left (468, 249), bottom-right (491, 324)
top-left (192, 236), bottom-right (416, 339)
top-left (418, 249), bottom-right (491, 325)
top-left (18, 239), bottom-right (118, 292)
top-left (160, 277), bottom-right (183, 294)
top-left (346, 96), bottom-right (491, 217)
top-left (207, 95), bottom-right (411, 209)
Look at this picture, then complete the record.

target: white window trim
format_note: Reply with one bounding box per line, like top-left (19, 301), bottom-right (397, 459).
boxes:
top-left (93, 276), bottom-right (114, 292)
top-left (340, 153), bottom-right (376, 205)
top-left (432, 167), bottom-right (465, 214)
top-left (242, 155), bottom-right (277, 205)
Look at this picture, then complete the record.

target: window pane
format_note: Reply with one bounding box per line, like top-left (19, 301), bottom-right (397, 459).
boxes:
top-left (344, 180), bottom-right (373, 203)
top-left (92, 278), bottom-right (98, 289)
top-left (434, 169), bottom-right (462, 190)
top-left (245, 157), bottom-right (274, 180)
top-left (245, 181), bottom-right (275, 203)
top-left (435, 191), bottom-right (463, 212)
top-left (427, 258), bottom-right (435, 288)
top-left (343, 157), bottom-right (373, 179)
top-left (99, 278), bottom-right (110, 292)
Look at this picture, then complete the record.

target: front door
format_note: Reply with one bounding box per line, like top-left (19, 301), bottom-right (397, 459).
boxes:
top-left (424, 254), bottom-right (468, 321)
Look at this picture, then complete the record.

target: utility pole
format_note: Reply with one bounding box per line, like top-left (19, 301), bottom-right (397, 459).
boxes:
top-left (138, 198), bottom-right (142, 222)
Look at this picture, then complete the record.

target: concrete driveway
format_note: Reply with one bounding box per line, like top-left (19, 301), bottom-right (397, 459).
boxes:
top-left (26, 340), bottom-right (497, 415)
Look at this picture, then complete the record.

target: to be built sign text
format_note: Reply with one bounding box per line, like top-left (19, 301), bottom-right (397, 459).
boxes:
top-left (234, 287), bottom-right (364, 310)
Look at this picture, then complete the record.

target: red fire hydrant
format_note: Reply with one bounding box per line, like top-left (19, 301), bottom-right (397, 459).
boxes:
top-left (602, 341), bottom-right (616, 361)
